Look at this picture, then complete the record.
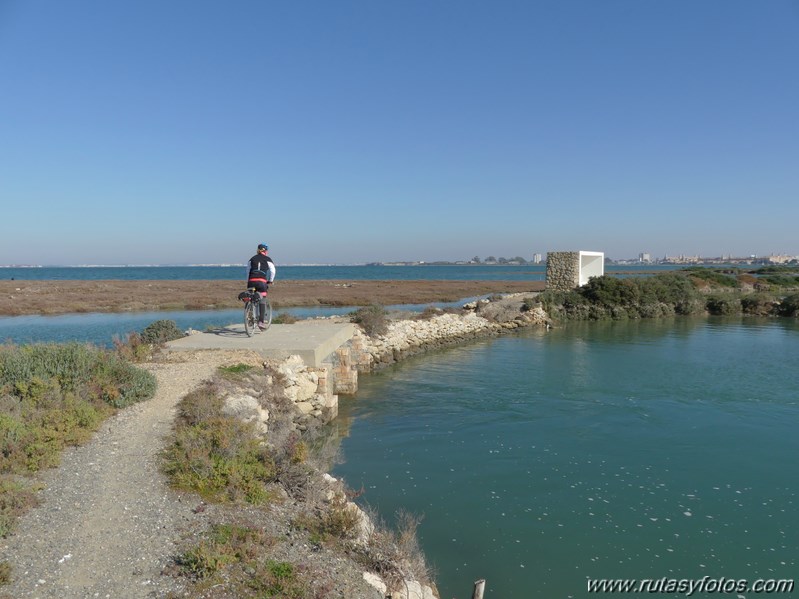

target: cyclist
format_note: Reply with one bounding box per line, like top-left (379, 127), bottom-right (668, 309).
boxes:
top-left (246, 243), bottom-right (276, 330)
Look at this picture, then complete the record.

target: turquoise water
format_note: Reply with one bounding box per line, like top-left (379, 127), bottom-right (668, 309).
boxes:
top-left (4, 294), bottom-right (796, 597)
top-left (331, 317), bottom-right (799, 598)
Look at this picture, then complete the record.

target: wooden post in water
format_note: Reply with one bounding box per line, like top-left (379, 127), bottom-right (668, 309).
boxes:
top-left (472, 579), bottom-right (486, 599)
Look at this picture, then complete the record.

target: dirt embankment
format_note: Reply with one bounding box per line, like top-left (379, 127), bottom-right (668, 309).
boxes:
top-left (0, 279), bottom-right (545, 316)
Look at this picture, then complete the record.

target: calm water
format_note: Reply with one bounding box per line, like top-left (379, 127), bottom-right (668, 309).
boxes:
top-left (0, 301), bottom-right (470, 346)
top-left (0, 263), bottom-right (684, 282)
top-left (331, 317), bottom-right (799, 598)
top-left (0, 264), bottom-right (545, 281)
top-left (4, 280), bottom-right (796, 598)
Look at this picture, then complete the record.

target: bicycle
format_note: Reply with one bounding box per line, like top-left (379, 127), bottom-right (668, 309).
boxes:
top-left (238, 287), bottom-right (272, 337)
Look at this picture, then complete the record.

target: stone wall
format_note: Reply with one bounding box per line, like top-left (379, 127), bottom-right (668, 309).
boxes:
top-left (269, 294), bottom-right (550, 429)
top-left (546, 251), bottom-right (580, 291)
top-left (342, 295), bottom-right (549, 373)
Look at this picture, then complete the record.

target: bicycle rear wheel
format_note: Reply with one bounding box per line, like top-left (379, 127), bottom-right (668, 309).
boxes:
top-left (244, 301), bottom-right (256, 337)
top-left (260, 299), bottom-right (273, 330)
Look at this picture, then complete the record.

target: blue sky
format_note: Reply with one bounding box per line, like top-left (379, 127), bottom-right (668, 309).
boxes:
top-left (1, 1), bottom-right (797, 265)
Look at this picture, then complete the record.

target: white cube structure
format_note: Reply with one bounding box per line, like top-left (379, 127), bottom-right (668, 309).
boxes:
top-left (578, 251), bottom-right (605, 286)
top-left (546, 251), bottom-right (605, 290)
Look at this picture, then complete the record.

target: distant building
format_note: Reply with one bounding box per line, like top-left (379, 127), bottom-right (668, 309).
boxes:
top-left (639, 252), bottom-right (651, 263)
top-left (767, 254), bottom-right (794, 264)
top-left (532, 253), bottom-right (543, 264)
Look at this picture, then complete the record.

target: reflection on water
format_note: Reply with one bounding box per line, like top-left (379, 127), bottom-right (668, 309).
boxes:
top-left (331, 318), bottom-right (799, 598)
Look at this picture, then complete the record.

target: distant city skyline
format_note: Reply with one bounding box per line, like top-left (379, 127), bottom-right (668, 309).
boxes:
top-left (1, 250), bottom-right (797, 269)
top-left (1, 1), bottom-right (797, 267)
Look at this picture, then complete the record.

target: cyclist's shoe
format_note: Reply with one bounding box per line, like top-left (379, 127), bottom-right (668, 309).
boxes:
top-left (258, 322), bottom-right (267, 331)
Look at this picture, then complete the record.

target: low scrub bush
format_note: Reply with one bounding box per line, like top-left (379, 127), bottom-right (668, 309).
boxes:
top-left (0, 343), bottom-right (156, 409)
top-left (755, 266), bottom-right (799, 275)
top-left (761, 275), bottom-right (799, 287)
top-left (0, 344), bottom-right (154, 474)
top-left (161, 383), bottom-right (276, 504)
top-left (521, 296), bottom-right (539, 312)
top-left (294, 494), bottom-right (360, 548)
top-left (706, 295), bottom-right (742, 315)
top-left (112, 332), bottom-right (151, 362)
top-left (273, 312), bottom-right (298, 324)
top-left (683, 267), bottom-right (739, 288)
top-left (350, 305), bottom-right (389, 337)
top-left (175, 522), bottom-right (315, 597)
top-left (217, 363), bottom-right (256, 381)
top-left (0, 343), bottom-right (154, 537)
top-left (540, 273), bottom-right (705, 322)
top-left (741, 293), bottom-right (777, 315)
top-left (351, 507), bottom-right (432, 592)
top-left (778, 293), bottom-right (799, 317)
top-left (140, 319), bottom-right (185, 344)
top-left (0, 476), bottom-right (41, 538)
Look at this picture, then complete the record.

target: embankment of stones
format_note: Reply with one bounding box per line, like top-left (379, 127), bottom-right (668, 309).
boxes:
top-left (225, 294), bottom-right (546, 599)
top-left (269, 293), bottom-right (549, 431)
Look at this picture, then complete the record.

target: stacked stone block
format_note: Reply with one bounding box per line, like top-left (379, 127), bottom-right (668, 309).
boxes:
top-left (546, 251), bottom-right (581, 291)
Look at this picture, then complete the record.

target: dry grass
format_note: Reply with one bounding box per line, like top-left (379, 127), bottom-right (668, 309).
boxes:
top-left (0, 279), bottom-right (544, 316)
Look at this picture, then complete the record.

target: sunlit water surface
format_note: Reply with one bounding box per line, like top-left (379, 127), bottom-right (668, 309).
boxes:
top-left (331, 317), bottom-right (799, 598)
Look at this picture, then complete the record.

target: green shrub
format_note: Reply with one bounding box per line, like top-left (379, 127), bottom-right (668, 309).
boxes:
top-left (162, 384), bottom-right (276, 504)
top-left (741, 293), bottom-right (777, 315)
top-left (0, 343), bottom-right (155, 478)
top-left (762, 275), bottom-right (799, 287)
top-left (755, 266), bottom-right (799, 275)
top-left (140, 319), bottom-right (185, 344)
top-left (112, 332), bottom-right (151, 362)
top-left (176, 523), bottom-right (311, 597)
top-left (540, 273), bottom-right (706, 322)
top-left (521, 296), bottom-right (539, 312)
top-left (0, 343), bottom-right (155, 409)
top-left (294, 494), bottom-right (360, 546)
top-left (218, 363), bottom-right (256, 381)
top-left (580, 276), bottom-right (641, 307)
top-left (778, 293), bottom-right (799, 317)
top-left (683, 267), bottom-right (739, 288)
top-left (272, 312), bottom-right (298, 324)
top-left (0, 476), bottom-right (41, 537)
top-left (706, 295), bottom-right (742, 315)
top-left (350, 305), bottom-right (389, 337)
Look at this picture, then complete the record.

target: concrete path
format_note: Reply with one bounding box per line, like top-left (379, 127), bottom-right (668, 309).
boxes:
top-left (165, 320), bottom-right (356, 367)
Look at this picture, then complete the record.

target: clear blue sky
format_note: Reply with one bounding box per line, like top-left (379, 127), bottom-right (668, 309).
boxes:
top-left (1, 1), bottom-right (797, 265)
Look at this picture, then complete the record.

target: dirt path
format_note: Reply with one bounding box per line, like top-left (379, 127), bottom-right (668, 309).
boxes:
top-left (0, 352), bottom-right (243, 598)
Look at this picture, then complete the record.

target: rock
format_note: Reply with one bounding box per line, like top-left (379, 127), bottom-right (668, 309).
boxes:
top-left (363, 572), bottom-right (387, 595)
top-left (390, 579), bottom-right (437, 599)
top-left (222, 394), bottom-right (269, 435)
top-left (346, 501), bottom-right (374, 546)
top-left (295, 401), bottom-right (314, 415)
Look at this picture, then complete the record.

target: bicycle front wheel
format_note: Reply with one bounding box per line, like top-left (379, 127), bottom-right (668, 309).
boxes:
top-left (244, 301), bottom-right (256, 337)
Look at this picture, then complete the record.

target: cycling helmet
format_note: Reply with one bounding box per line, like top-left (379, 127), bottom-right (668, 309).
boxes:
top-left (257, 243), bottom-right (268, 251)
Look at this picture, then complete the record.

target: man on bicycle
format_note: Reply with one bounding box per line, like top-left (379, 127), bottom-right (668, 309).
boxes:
top-left (247, 243), bottom-right (276, 330)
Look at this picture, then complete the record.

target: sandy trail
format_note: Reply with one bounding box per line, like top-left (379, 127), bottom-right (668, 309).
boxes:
top-left (0, 356), bottom-right (228, 598)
